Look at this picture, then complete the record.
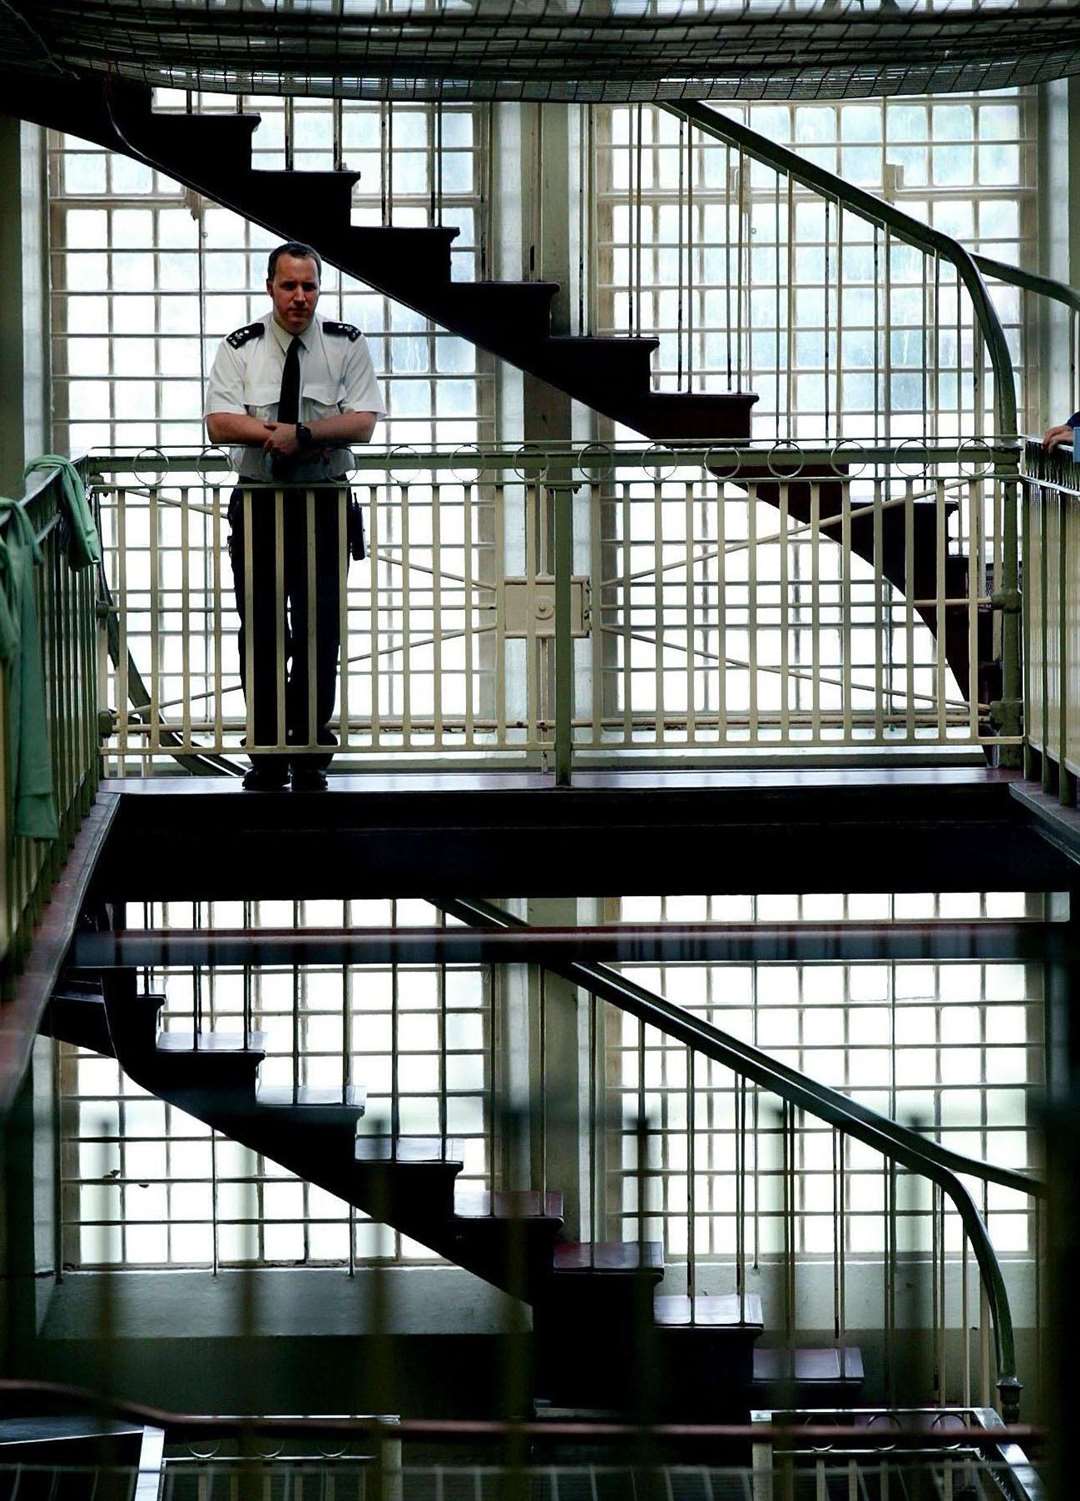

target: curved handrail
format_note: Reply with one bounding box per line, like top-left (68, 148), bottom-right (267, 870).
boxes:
top-left (973, 253), bottom-right (1080, 317)
top-left (437, 894), bottom-right (1039, 1420)
top-left (663, 101), bottom-right (1019, 440)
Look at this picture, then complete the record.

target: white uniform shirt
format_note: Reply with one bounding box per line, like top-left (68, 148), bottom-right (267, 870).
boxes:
top-left (204, 311), bottom-right (386, 483)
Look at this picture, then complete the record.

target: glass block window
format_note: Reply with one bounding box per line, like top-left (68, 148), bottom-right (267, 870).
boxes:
top-left (601, 891), bottom-right (1043, 1260)
top-left (48, 94), bottom-right (494, 457)
top-left (593, 92), bottom-right (1036, 440)
top-left (60, 899), bottom-right (491, 1269)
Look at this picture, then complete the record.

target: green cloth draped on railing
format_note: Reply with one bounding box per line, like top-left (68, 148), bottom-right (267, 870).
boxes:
top-left (0, 498), bottom-right (57, 840)
top-left (23, 455), bottom-right (101, 568)
top-left (0, 458), bottom-right (101, 840)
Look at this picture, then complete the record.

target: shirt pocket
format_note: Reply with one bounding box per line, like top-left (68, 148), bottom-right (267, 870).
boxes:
top-left (302, 379), bottom-right (343, 421)
top-left (245, 379), bottom-right (281, 414)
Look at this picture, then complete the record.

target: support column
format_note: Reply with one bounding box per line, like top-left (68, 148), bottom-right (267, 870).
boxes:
top-left (0, 117), bottom-right (49, 493)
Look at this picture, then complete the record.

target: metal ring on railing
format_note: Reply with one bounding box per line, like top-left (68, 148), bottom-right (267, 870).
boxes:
top-left (255, 1440), bottom-right (285, 1460)
top-left (765, 440), bottom-right (804, 480)
top-left (386, 444), bottom-right (421, 488)
top-left (511, 444), bottom-right (549, 483)
top-left (893, 437), bottom-right (930, 478)
top-left (197, 445), bottom-right (234, 496)
top-left (575, 442), bottom-right (616, 484)
top-left (703, 445), bottom-right (743, 481)
top-left (957, 436), bottom-right (994, 479)
top-left (185, 1441), bottom-right (221, 1461)
top-left (449, 443), bottom-right (484, 484)
top-left (826, 439), bottom-right (868, 479)
top-left (641, 444), bottom-right (677, 482)
top-left (132, 446), bottom-right (168, 490)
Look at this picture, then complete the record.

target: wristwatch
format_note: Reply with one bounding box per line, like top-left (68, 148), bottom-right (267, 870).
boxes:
top-left (296, 422), bottom-right (313, 450)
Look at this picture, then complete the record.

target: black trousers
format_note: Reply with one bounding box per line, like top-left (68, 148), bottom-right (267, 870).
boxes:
top-left (228, 485), bottom-right (359, 771)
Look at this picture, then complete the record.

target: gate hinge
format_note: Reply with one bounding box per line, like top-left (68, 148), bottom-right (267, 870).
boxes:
top-left (990, 589), bottom-right (1021, 613)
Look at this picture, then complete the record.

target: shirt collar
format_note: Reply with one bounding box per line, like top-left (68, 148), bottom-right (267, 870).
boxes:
top-left (268, 315), bottom-right (313, 356)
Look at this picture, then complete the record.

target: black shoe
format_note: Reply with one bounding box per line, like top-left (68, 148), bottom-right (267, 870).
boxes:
top-left (290, 767), bottom-right (328, 792)
top-left (242, 766), bottom-right (289, 791)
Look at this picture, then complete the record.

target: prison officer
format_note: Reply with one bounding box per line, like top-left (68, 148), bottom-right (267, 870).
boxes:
top-left (204, 240), bottom-right (385, 790)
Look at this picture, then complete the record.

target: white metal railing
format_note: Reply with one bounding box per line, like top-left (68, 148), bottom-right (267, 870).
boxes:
top-left (1022, 438), bottom-right (1080, 797)
top-left (88, 440), bottom-right (1020, 777)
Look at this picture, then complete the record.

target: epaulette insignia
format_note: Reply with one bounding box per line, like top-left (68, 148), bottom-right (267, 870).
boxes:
top-left (226, 322), bottom-right (265, 350)
top-left (324, 321), bottom-right (361, 342)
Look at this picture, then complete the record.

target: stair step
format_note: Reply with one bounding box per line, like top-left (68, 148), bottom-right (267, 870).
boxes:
top-left (332, 224), bottom-right (459, 284)
top-left (43, 992), bottom-right (114, 1055)
top-left (654, 1292), bottom-right (764, 1327)
top-left (554, 1240), bottom-right (664, 1275)
top-left (620, 391), bottom-right (757, 443)
top-left (156, 1029), bottom-right (267, 1055)
top-left (752, 1346), bottom-right (864, 1385)
top-left (427, 282), bottom-right (560, 342)
top-left (354, 1135), bottom-right (464, 1166)
top-left (240, 169), bottom-right (363, 225)
top-left (257, 1083), bottom-right (366, 1108)
top-left (535, 336), bottom-right (659, 392)
top-left (455, 1189), bottom-right (564, 1220)
top-left (139, 113), bottom-right (260, 177)
top-left (256, 1083), bottom-right (367, 1121)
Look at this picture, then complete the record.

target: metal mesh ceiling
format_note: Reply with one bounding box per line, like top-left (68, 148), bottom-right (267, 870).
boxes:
top-left (4, 0), bottom-right (1080, 101)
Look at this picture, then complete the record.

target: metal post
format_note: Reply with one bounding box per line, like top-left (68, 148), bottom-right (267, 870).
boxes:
top-left (553, 474), bottom-right (574, 787)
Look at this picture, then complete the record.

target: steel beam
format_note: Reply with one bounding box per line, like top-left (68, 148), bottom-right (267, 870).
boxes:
top-left (68, 919), bottom-right (1067, 971)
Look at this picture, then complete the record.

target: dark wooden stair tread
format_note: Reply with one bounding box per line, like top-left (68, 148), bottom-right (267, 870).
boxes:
top-left (752, 1346), bottom-right (864, 1383)
top-left (155, 1030), bottom-right (266, 1054)
top-left (354, 1136), bottom-right (464, 1165)
top-left (654, 1292), bottom-right (764, 1327)
top-left (256, 1083), bottom-right (367, 1114)
top-left (553, 1240), bottom-right (663, 1274)
top-left (455, 1189), bottom-right (564, 1220)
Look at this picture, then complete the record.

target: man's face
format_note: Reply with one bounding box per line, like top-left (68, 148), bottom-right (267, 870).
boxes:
top-left (267, 253), bottom-right (320, 334)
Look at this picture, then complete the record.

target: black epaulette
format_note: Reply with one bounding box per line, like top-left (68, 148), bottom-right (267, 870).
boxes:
top-left (226, 322), bottom-right (265, 350)
top-left (323, 321), bottom-right (361, 342)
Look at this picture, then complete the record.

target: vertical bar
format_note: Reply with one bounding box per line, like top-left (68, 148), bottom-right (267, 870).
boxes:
top-left (810, 479), bottom-right (821, 744)
top-left (431, 481), bottom-right (444, 749)
top-left (338, 487), bottom-right (350, 755)
top-left (840, 473), bottom-right (852, 741)
top-left (180, 487), bottom-right (191, 749)
top-left (554, 477), bottom-right (574, 785)
top-left (211, 483), bottom-right (224, 755)
top-left (969, 476), bottom-right (982, 744)
top-left (687, 1045), bottom-right (696, 1310)
top-left (779, 476), bottom-right (790, 743)
top-left (369, 477), bottom-right (382, 752)
top-left (874, 478), bottom-right (885, 743)
top-left (905, 479), bottom-right (916, 741)
top-left (684, 479), bottom-right (697, 748)
top-left (747, 480), bottom-right (759, 745)
top-left (653, 472), bottom-right (665, 749)
top-left (306, 490), bottom-right (318, 751)
top-left (462, 477), bottom-right (476, 749)
top-left (148, 485), bottom-right (161, 756)
top-left (400, 477), bottom-right (412, 748)
top-left (935, 473), bottom-right (947, 742)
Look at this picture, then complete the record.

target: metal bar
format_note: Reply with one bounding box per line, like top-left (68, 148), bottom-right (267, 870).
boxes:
top-left (68, 920), bottom-right (1068, 970)
top-left (554, 478), bottom-right (573, 785)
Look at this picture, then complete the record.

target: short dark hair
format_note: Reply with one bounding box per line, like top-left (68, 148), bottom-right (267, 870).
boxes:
top-left (267, 241), bottom-right (323, 282)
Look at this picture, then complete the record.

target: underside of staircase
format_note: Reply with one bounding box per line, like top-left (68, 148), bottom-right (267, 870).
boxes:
top-left (45, 968), bottom-right (786, 1419)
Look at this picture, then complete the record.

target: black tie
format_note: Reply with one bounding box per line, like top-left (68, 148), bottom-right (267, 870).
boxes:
top-left (277, 335), bottom-right (302, 424)
top-left (273, 335), bottom-right (302, 477)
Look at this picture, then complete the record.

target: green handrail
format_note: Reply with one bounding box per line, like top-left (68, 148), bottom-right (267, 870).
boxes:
top-left (662, 100), bottom-right (1019, 441)
top-left (437, 893), bottom-right (1039, 1422)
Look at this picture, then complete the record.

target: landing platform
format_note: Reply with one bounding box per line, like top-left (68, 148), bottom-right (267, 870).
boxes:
top-left (90, 767), bottom-right (1078, 901)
